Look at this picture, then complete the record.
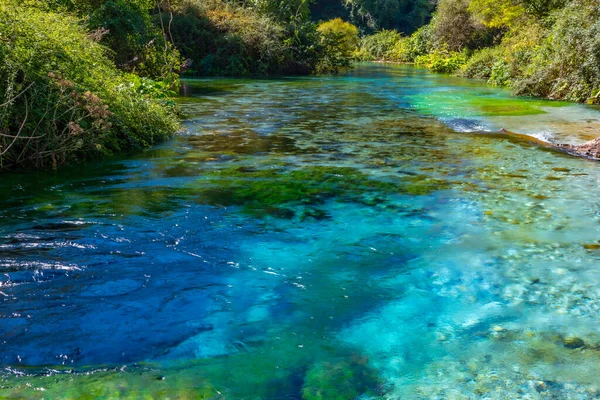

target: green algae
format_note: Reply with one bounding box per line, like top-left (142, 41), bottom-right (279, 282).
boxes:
top-left (194, 166), bottom-right (395, 214)
top-left (0, 343), bottom-right (383, 400)
top-left (409, 90), bottom-right (571, 118)
top-left (190, 165), bottom-right (454, 217)
top-left (302, 357), bottom-right (383, 400)
top-left (0, 158), bottom-right (456, 224)
top-left (478, 102), bottom-right (546, 116)
top-left (400, 175), bottom-right (452, 195)
top-left (0, 366), bottom-right (221, 400)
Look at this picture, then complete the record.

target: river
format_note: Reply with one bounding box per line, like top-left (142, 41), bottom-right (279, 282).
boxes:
top-left (2, 63), bottom-right (600, 398)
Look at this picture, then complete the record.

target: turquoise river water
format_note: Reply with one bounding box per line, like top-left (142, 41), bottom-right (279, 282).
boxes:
top-left (2, 63), bottom-right (600, 399)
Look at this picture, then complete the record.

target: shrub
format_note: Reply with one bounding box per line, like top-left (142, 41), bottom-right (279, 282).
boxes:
top-left (0, 2), bottom-right (179, 170)
top-left (387, 37), bottom-right (411, 61)
top-left (344, 0), bottom-right (434, 33)
top-left (468, 0), bottom-right (526, 29)
top-left (489, 59), bottom-right (511, 86)
top-left (521, 0), bottom-right (566, 19)
top-left (316, 18), bottom-right (359, 72)
top-left (87, 0), bottom-right (155, 69)
top-left (415, 46), bottom-right (468, 73)
top-left (358, 30), bottom-right (404, 60)
top-left (34, 0), bottom-right (182, 81)
top-left (460, 46), bottom-right (504, 79)
top-left (246, 0), bottom-right (311, 23)
top-left (317, 18), bottom-right (359, 57)
top-left (432, 0), bottom-right (500, 52)
top-left (284, 21), bottom-right (329, 75)
top-left (512, 2), bottom-right (600, 102)
top-left (432, 0), bottom-right (478, 51)
top-left (352, 47), bottom-right (376, 61)
top-left (168, 0), bottom-right (334, 76)
top-left (403, 24), bottom-right (433, 61)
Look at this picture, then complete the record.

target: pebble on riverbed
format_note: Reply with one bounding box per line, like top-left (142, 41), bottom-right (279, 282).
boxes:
top-left (562, 336), bottom-right (585, 349)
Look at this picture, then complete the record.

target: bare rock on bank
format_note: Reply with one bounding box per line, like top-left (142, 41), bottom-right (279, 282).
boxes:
top-left (496, 128), bottom-right (600, 160)
top-left (558, 137), bottom-right (600, 159)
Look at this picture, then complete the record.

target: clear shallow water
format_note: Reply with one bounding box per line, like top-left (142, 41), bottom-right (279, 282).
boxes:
top-left (3, 63), bottom-right (600, 398)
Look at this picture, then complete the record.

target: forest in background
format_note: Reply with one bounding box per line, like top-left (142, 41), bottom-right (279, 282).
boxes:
top-left (0, 0), bottom-right (370, 170)
top-left (356, 0), bottom-right (600, 105)
top-left (2, 0), bottom-right (599, 170)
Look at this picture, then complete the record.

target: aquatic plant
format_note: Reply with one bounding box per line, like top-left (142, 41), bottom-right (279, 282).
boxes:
top-left (191, 165), bottom-right (451, 217)
top-left (302, 357), bottom-right (382, 400)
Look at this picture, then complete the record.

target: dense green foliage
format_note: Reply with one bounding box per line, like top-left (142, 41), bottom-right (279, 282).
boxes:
top-left (167, 0), bottom-right (360, 76)
top-left (0, 2), bottom-right (179, 170)
top-left (356, 0), bottom-right (600, 104)
top-left (431, 0), bottom-right (498, 52)
top-left (168, 0), bottom-right (291, 76)
top-left (4, 0), bottom-right (598, 171)
top-left (32, 0), bottom-right (181, 81)
top-left (415, 47), bottom-right (469, 74)
top-left (344, 0), bottom-right (434, 33)
top-left (310, 0), bottom-right (350, 23)
top-left (0, 0), bottom-right (364, 170)
top-left (355, 30), bottom-right (404, 61)
top-left (510, 3), bottom-right (600, 102)
top-left (316, 18), bottom-right (360, 73)
top-left (86, 0), bottom-right (181, 79)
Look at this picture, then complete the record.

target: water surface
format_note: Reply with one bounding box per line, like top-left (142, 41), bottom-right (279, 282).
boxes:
top-left (2, 63), bottom-right (600, 398)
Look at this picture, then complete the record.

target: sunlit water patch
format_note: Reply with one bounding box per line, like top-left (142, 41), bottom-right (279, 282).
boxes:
top-left (405, 66), bottom-right (600, 144)
top-left (3, 63), bottom-right (600, 398)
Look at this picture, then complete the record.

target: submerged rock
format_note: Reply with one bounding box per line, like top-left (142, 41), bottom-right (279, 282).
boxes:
top-left (562, 336), bottom-right (585, 349)
top-left (583, 243), bottom-right (600, 250)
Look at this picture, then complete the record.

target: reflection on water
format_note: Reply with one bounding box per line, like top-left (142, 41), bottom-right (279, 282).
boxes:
top-left (2, 63), bottom-right (600, 398)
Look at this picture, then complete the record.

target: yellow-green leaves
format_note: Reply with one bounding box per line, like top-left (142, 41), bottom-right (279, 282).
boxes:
top-left (317, 18), bottom-right (359, 57)
top-left (468, 0), bottom-right (525, 28)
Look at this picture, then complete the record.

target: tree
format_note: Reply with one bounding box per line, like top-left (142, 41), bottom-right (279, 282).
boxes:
top-left (344, 0), bottom-right (433, 33)
top-left (317, 18), bottom-right (359, 55)
top-left (310, 0), bottom-right (350, 22)
top-left (432, 0), bottom-right (497, 51)
top-left (316, 18), bottom-right (358, 72)
top-left (521, 0), bottom-right (566, 18)
top-left (467, 0), bottom-right (525, 28)
top-left (245, 0), bottom-right (313, 22)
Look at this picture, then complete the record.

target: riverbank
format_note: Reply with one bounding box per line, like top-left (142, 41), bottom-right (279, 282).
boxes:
top-left (480, 129), bottom-right (600, 160)
top-left (0, 2), bottom-right (180, 171)
top-left (355, 0), bottom-right (600, 106)
top-left (0, 0), bottom-right (358, 171)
